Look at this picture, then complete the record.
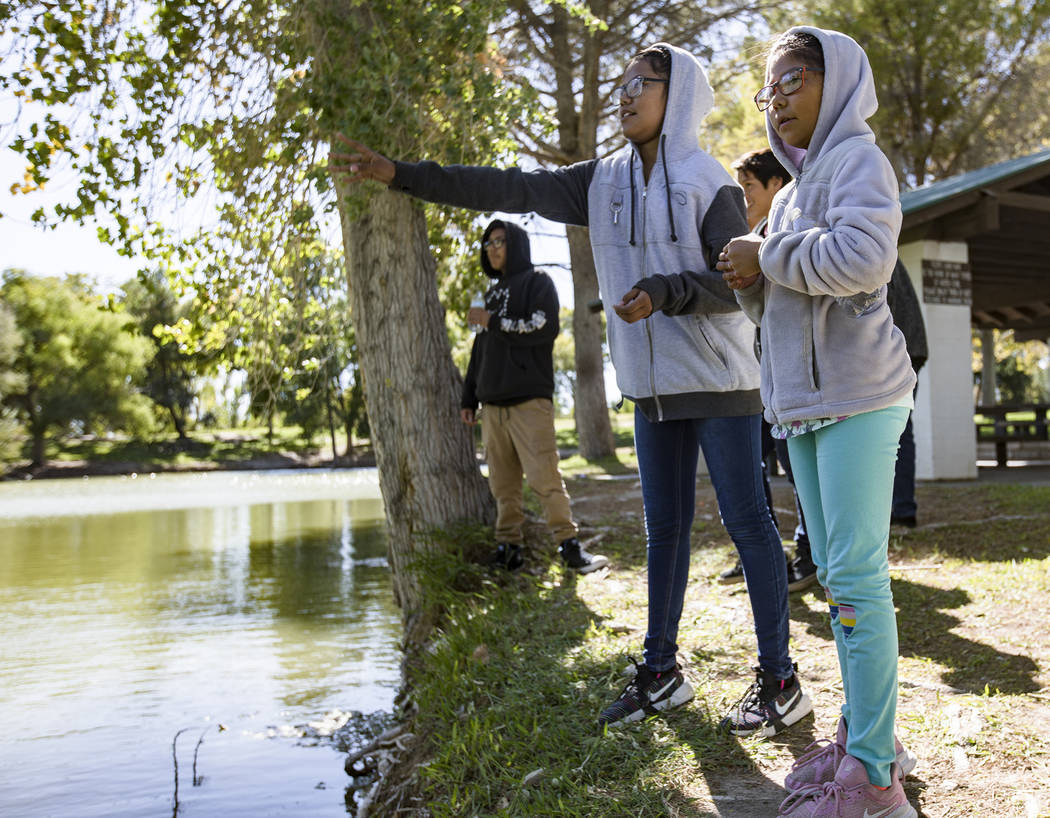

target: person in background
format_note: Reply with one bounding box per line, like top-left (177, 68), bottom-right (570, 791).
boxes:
top-left (717, 147), bottom-right (817, 593)
top-left (461, 219), bottom-right (608, 574)
top-left (886, 259), bottom-right (928, 528)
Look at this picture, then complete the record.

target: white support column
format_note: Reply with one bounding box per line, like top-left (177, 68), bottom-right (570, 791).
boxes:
top-left (898, 240), bottom-right (978, 480)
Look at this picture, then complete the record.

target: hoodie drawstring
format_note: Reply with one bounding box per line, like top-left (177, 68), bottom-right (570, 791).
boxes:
top-left (628, 139), bottom-right (677, 246)
top-left (660, 134), bottom-right (678, 243)
top-left (628, 154), bottom-right (637, 247)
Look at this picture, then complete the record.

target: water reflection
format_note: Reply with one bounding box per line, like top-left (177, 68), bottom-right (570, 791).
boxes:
top-left (0, 469), bottom-right (399, 817)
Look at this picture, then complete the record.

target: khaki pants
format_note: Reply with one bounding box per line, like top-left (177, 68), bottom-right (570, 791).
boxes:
top-left (480, 398), bottom-right (577, 545)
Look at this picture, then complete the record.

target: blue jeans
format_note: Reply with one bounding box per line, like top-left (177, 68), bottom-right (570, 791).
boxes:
top-left (891, 401), bottom-right (917, 519)
top-left (635, 408), bottom-right (793, 678)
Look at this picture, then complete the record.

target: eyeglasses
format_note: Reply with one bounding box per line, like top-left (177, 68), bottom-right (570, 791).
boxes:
top-left (483, 237), bottom-right (506, 249)
top-left (754, 66), bottom-right (823, 111)
top-left (611, 75), bottom-right (669, 103)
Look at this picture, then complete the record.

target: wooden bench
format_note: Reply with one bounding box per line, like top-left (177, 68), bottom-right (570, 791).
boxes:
top-left (975, 404), bottom-right (1050, 467)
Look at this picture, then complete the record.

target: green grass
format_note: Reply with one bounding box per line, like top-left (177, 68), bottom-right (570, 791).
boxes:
top-left (390, 474), bottom-right (1050, 817)
top-left (410, 554), bottom-right (733, 816)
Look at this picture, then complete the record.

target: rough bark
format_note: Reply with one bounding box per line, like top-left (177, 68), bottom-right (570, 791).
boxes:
top-left (337, 185), bottom-right (495, 651)
top-left (549, 5), bottom-right (616, 459)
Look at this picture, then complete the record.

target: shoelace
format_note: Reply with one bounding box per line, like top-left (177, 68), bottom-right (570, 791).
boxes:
top-left (789, 737), bottom-right (846, 778)
top-left (778, 779), bottom-right (844, 815)
top-left (732, 675), bottom-right (776, 713)
top-left (615, 657), bottom-right (647, 701)
top-left (615, 658), bottom-right (668, 714)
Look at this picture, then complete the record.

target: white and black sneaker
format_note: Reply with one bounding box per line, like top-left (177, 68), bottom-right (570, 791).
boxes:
top-left (597, 660), bottom-right (694, 728)
top-left (720, 664), bottom-right (812, 737)
top-left (559, 537), bottom-right (609, 574)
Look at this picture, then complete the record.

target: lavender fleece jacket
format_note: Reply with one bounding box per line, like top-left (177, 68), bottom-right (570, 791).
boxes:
top-left (735, 26), bottom-right (916, 425)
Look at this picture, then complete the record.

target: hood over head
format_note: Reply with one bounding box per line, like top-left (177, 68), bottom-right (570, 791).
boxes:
top-left (480, 219), bottom-right (532, 279)
top-left (642, 42), bottom-right (714, 162)
top-left (623, 43), bottom-right (714, 245)
top-left (765, 26), bottom-right (878, 177)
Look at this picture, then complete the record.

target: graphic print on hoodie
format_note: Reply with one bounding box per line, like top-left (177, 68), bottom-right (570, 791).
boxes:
top-left (461, 220), bottom-right (560, 410)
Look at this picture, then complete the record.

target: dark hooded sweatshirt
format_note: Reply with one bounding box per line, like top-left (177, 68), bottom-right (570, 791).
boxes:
top-left (461, 220), bottom-right (559, 410)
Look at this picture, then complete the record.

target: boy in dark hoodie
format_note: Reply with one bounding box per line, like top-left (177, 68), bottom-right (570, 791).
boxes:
top-left (462, 219), bottom-right (608, 574)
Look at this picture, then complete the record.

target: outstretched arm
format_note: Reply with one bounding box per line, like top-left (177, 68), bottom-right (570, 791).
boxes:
top-left (329, 134), bottom-right (595, 226)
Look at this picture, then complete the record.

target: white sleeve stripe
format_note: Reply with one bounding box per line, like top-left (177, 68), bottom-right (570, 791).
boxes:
top-left (499, 310), bottom-right (548, 334)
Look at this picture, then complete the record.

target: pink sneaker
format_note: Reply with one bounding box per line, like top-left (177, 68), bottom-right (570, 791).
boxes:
top-left (778, 754), bottom-right (917, 817)
top-left (785, 717), bottom-right (918, 791)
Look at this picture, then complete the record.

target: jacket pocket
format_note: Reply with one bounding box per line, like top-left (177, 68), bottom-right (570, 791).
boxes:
top-left (802, 323), bottom-right (819, 391)
top-left (692, 316), bottom-right (728, 370)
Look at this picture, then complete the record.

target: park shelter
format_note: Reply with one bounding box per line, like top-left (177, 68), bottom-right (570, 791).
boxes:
top-left (898, 146), bottom-right (1050, 479)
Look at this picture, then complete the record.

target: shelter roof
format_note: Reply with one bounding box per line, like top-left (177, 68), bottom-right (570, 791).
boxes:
top-left (900, 148), bottom-right (1050, 338)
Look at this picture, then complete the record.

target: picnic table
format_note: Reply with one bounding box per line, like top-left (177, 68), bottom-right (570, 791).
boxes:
top-left (975, 404), bottom-right (1050, 467)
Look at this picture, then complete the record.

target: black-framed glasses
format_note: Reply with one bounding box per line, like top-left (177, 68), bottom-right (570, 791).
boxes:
top-left (754, 66), bottom-right (823, 111)
top-left (611, 75), bottom-right (669, 103)
top-left (483, 237), bottom-right (506, 249)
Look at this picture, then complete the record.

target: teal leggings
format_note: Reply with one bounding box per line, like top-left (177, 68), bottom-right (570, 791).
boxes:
top-left (786, 406), bottom-right (910, 787)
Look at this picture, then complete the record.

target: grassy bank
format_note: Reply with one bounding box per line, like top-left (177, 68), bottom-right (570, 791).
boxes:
top-left (1, 426), bottom-right (376, 478)
top-left (374, 465), bottom-right (1050, 817)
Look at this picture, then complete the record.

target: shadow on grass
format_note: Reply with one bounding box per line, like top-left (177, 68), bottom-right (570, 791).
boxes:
top-left (893, 576), bottom-right (1040, 694)
top-left (892, 516), bottom-right (1050, 563)
top-left (406, 526), bottom-right (787, 817)
top-left (788, 576), bottom-right (1040, 695)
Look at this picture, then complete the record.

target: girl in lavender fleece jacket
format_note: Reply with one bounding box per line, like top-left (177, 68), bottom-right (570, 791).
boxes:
top-left (720, 27), bottom-right (918, 818)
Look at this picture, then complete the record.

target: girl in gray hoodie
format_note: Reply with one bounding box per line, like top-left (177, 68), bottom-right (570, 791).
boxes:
top-left (332, 44), bottom-right (810, 736)
top-left (721, 27), bottom-right (918, 818)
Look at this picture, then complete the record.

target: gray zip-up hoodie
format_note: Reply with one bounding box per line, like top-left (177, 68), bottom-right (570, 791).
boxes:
top-left (389, 44), bottom-right (759, 421)
top-left (736, 27), bottom-right (915, 425)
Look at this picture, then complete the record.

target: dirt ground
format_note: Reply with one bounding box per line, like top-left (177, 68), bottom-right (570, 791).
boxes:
top-left (561, 469), bottom-right (1050, 818)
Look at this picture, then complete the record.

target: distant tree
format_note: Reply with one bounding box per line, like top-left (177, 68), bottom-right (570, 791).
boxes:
top-left (972, 329), bottom-right (1050, 405)
top-left (240, 243), bottom-right (366, 457)
top-left (0, 302), bottom-right (25, 462)
top-left (767, 0), bottom-right (1050, 185)
top-left (120, 270), bottom-right (197, 439)
top-left (2, 271), bottom-right (153, 466)
top-left (701, 46), bottom-right (769, 167)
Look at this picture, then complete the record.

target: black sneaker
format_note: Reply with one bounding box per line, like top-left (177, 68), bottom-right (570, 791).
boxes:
top-left (890, 515), bottom-right (917, 528)
top-left (717, 560), bottom-right (745, 584)
top-left (787, 556), bottom-right (817, 592)
top-left (558, 537), bottom-right (608, 573)
top-left (490, 542), bottom-right (524, 571)
top-left (597, 660), bottom-right (694, 728)
top-left (720, 665), bottom-right (812, 737)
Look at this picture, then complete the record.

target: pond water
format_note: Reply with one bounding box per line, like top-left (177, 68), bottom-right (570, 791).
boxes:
top-left (0, 469), bottom-right (400, 817)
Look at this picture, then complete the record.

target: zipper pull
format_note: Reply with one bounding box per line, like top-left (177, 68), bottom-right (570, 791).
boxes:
top-left (611, 200), bottom-right (622, 225)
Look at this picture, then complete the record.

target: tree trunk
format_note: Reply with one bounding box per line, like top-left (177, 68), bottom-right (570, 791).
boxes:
top-left (567, 225), bottom-right (615, 458)
top-left (325, 379), bottom-right (338, 463)
top-left (338, 389), bottom-right (354, 457)
top-left (548, 7), bottom-right (615, 459)
top-left (336, 184), bottom-right (494, 651)
top-left (30, 429), bottom-right (45, 468)
top-left (169, 404), bottom-right (188, 440)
